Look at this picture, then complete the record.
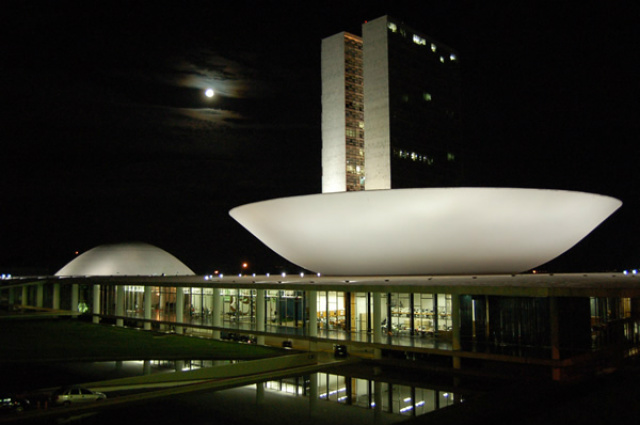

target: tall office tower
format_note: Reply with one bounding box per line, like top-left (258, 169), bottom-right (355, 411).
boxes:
top-left (321, 32), bottom-right (365, 193)
top-left (321, 16), bottom-right (462, 192)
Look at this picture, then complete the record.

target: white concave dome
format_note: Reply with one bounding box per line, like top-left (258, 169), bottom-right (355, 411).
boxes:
top-left (55, 242), bottom-right (195, 276)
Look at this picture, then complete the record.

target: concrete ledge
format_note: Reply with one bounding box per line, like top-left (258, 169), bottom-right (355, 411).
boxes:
top-left (85, 352), bottom-right (319, 390)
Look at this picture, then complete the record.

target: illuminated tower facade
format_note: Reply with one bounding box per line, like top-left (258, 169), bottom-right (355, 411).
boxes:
top-left (321, 32), bottom-right (365, 193)
top-left (322, 16), bottom-right (462, 192)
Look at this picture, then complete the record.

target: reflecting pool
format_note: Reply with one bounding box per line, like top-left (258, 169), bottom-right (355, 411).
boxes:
top-left (0, 360), bottom-right (480, 425)
top-left (67, 363), bottom-right (471, 425)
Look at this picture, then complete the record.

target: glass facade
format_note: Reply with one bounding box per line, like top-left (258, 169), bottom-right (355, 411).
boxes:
top-left (84, 283), bottom-right (640, 368)
top-left (10, 278), bottom-right (640, 380)
top-left (102, 286), bottom-right (461, 349)
top-left (344, 34), bottom-right (365, 191)
top-left (384, 18), bottom-right (463, 189)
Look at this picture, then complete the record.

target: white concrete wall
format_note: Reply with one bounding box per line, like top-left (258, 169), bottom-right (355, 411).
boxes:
top-left (321, 32), bottom-right (348, 193)
top-left (363, 16), bottom-right (391, 190)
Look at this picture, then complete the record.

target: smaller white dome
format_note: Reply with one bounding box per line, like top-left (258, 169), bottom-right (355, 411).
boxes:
top-left (55, 242), bottom-right (195, 276)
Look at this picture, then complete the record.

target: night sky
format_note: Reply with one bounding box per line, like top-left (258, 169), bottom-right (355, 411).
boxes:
top-left (2, 1), bottom-right (638, 275)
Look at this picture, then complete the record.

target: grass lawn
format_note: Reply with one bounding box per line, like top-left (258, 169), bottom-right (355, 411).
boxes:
top-left (0, 317), bottom-right (285, 363)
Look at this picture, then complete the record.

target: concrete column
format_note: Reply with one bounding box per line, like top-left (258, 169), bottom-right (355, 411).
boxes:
top-left (93, 284), bottom-right (101, 324)
top-left (52, 283), bottom-right (61, 310)
top-left (144, 286), bottom-right (152, 331)
top-left (374, 380), bottom-right (383, 419)
top-left (116, 285), bottom-right (125, 327)
top-left (256, 382), bottom-right (264, 405)
top-left (143, 360), bottom-right (151, 375)
top-left (373, 292), bottom-right (382, 359)
top-left (8, 287), bottom-right (15, 305)
top-left (256, 289), bottom-right (265, 345)
top-left (309, 372), bottom-right (318, 414)
top-left (212, 288), bottom-right (222, 339)
top-left (71, 284), bottom-right (79, 314)
top-left (550, 297), bottom-right (562, 380)
top-left (306, 290), bottom-right (318, 352)
top-left (176, 287), bottom-right (184, 334)
top-left (373, 292), bottom-right (382, 342)
top-left (451, 294), bottom-right (461, 370)
top-left (21, 286), bottom-right (28, 306)
top-left (308, 290), bottom-right (318, 338)
top-left (159, 291), bottom-right (166, 314)
top-left (36, 284), bottom-right (44, 308)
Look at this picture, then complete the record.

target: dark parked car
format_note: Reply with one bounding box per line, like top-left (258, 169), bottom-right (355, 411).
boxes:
top-left (52, 387), bottom-right (106, 406)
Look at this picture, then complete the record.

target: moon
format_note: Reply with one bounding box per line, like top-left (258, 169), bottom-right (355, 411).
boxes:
top-left (205, 88), bottom-right (214, 98)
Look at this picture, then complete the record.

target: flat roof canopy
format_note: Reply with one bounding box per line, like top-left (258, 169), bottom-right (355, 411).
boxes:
top-left (12, 272), bottom-right (640, 299)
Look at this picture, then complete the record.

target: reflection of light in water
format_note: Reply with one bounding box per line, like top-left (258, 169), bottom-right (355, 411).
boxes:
top-left (319, 387), bottom-right (347, 398)
top-left (262, 372), bottom-right (461, 419)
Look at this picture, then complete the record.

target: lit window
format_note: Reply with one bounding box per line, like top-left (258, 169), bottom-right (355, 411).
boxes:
top-left (423, 92), bottom-right (432, 102)
top-left (431, 43), bottom-right (437, 52)
top-left (388, 22), bottom-right (398, 32)
top-left (447, 152), bottom-right (455, 161)
top-left (413, 35), bottom-right (426, 46)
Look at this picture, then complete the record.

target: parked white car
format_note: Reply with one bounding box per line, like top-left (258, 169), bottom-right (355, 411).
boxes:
top-left (52, 387), bottom-right (106, 406)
